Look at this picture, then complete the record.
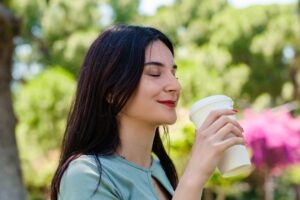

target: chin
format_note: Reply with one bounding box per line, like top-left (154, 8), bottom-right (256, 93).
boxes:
top-left (161, 116), bottom-right (177, 125)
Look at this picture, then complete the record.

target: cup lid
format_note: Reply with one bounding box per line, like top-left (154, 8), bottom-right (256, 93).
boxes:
top-left (189, 95), bottom-right (233, 116)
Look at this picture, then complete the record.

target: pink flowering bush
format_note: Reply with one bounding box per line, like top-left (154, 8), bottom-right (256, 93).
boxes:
top-left (239, 109), bottom-right (300, 175)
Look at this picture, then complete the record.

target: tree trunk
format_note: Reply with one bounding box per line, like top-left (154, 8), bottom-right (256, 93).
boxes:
top-left (216, 187), bottom-right (226, 200)
top-left (293, 184), bottom-right (300, 200)
top-left (0, 4), bottom-right (27, 200)
top-left (203, 188), bottom-right (213, 200)
top-left (264, 173), bottom-right (274, 200)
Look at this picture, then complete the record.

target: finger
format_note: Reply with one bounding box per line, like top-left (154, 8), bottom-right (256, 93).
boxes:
top-left (219, 116), bottom-right (244, 133)
top-left (202, 115), bottom-right (243, 137)
top-left (218, 136), bottom-right (245, 150)
top-left (214, 123), bottom-right (244, 141)
top-left (200, 109), bottom-right (237, 130)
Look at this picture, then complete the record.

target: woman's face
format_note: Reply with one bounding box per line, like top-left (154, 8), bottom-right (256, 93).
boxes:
top-left (120, 40), bottom-right (181, 127)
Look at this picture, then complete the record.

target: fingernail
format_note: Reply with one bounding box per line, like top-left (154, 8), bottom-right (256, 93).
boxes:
top-left (232, 109), bottom-right (238, 113)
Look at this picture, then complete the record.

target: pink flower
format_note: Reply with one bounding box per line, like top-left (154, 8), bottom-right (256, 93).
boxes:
top-left (239, 109), bottom-right (300, 174)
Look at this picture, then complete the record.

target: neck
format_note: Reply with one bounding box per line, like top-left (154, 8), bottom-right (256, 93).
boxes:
top-left (117, 116), bottom-right (158, 168)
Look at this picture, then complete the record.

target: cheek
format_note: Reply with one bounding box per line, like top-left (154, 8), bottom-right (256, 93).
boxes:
top-left (125, 78), bottom-right (163, 111)
top-left (142, 78), bottom-right (163, 93)
top-left (136, 80), bottom-right (159, 96)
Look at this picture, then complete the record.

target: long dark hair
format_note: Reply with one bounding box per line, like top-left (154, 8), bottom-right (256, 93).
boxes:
top-left (50, 24), bottom-right (178, 199)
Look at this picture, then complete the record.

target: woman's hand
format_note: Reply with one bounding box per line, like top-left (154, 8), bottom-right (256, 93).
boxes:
top-left (188, 109), bottom-right (244, 179)
top-left (173, 109), bottom-right (245, 200)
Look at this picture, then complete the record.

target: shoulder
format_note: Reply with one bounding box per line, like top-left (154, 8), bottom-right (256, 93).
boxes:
top-left (152, 156), bottom-right (161, 166)
top-left (66, 155), bottom-right (98, 175)
top-left (59, 155), bottom-right (120, 200)
top-left (63, 154), bottom-right (121, 177)
top-left (59, 155), bottom-right (99, 199)
top-left (61, 155), bottom-right (100, 184)
top-left (151, 156), bottom-right (165, 175)
top-left (151, 157), bottom-right (175, 195)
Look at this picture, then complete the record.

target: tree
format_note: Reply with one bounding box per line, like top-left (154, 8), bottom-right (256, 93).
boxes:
top-left (0, 3), bottom-right (27, 200)
top-left (14, 67), bottom-right (75, 198)
top-left (11, 0), bottom-right (102, 75)
top-left (4, 0), bottom-right (300, 198)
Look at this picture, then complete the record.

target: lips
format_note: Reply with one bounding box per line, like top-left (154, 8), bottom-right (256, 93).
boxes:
top-left (157, 100), bottom-right (177, 108)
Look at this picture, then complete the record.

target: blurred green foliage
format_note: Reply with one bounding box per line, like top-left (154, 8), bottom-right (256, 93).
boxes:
top-left (3, 0), bottom-right (300, 199)
top-left (13, 67), bottom-right (75, 198)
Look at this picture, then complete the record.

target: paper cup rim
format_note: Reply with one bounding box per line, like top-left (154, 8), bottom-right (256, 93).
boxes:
top-left (189, 95), bottom-right (233, 116)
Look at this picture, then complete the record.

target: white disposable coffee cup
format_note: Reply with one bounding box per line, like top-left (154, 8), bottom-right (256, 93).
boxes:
top-left (189, 95), bottom-right (252, 178)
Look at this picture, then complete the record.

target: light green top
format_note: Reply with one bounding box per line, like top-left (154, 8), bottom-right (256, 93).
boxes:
top-left (58, 154), bottom-right (174, 200)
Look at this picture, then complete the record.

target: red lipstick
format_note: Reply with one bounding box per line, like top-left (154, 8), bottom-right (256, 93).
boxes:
top-left (157, 100), bottom-right (176, 108)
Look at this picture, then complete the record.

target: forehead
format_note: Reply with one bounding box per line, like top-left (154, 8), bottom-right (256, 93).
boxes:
top-left (145, 40), bottom-right (174, 64)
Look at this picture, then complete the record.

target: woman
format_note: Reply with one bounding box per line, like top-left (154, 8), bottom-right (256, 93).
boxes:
top-left (50, 24), bottom-right (244, 200)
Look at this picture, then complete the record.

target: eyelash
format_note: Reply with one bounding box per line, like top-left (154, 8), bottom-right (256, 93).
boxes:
top-left (149, 74), bottom-right (160, 77)
top-left (149, 74), bottom-right (179, 80)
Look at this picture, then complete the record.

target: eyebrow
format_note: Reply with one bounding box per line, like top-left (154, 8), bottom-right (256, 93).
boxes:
top-left (144, 61), bottom-right (177, 69)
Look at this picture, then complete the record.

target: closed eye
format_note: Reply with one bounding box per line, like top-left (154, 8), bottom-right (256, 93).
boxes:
top-left (149, 74), bottom-right (160, 77)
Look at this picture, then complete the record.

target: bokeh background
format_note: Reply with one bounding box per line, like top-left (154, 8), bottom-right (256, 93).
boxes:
top-left (1, 0), bottom-right (300, 199)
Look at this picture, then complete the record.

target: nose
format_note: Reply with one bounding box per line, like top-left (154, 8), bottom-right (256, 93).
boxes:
top-left (165, 74), bottom-right (181, 95)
